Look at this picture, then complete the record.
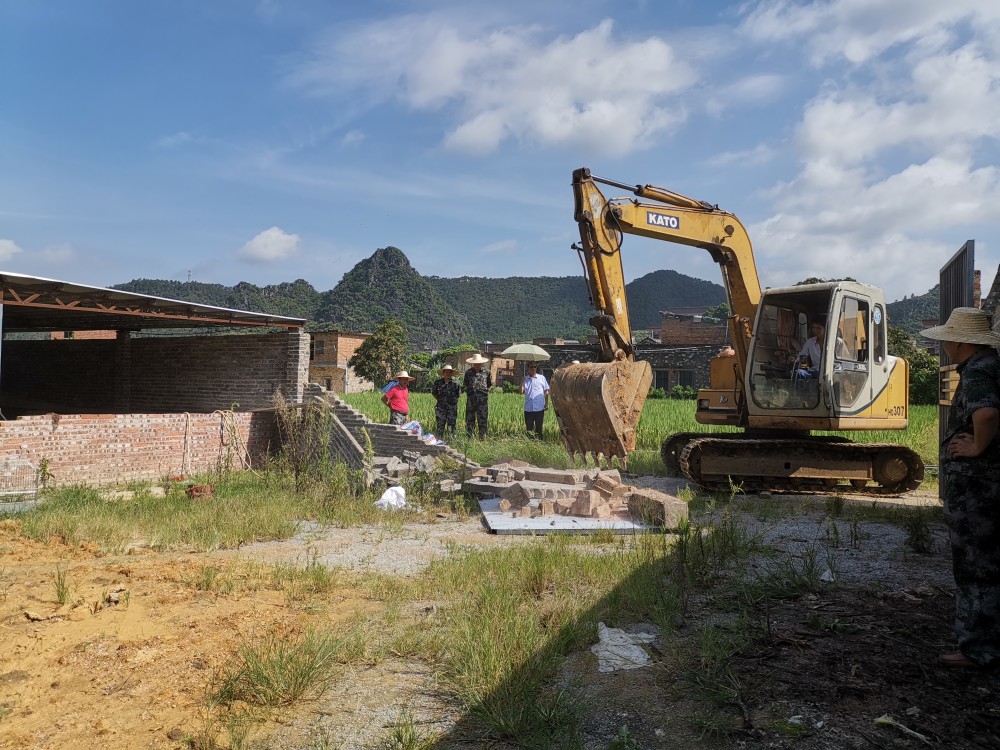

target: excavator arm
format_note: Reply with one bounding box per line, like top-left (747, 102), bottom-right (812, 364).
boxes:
top-left (553, 167), bottom-right (764, 461)
top-left (573, 167), bottom-right (761, 361)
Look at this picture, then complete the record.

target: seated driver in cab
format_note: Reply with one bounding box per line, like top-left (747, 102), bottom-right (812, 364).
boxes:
top-left (793, 315), bottom-right (851, 379)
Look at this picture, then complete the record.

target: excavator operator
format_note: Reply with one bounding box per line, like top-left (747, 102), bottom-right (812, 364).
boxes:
top-left (793, 314), bottom-right (851, 379)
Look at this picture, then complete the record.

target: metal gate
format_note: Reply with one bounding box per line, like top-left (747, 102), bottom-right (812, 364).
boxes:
top-left (937, 240), bottom-right (976, 498)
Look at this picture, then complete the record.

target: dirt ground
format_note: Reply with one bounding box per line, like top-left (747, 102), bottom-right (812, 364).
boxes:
top-left (1, 483), bottom-right (998, 750)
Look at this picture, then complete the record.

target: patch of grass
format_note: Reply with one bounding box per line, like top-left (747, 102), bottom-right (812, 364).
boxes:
top-left (900, 506), bottom-right (939, 554)
top-left (53, 563), bottom-right (71, 605)
top-left (213, 629), bottom-right (342, 708)
top-left (370, 709), bottom-right (438, 750)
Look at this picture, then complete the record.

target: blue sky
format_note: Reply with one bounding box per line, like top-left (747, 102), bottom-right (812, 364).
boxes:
top-left (2, 0), bottom-right (999, 305)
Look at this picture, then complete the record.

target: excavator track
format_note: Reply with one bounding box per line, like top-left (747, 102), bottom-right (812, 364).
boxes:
top-left (661, 432), bottom-right (850, 476)
top-left (678, 437), bottom-right (924, 496)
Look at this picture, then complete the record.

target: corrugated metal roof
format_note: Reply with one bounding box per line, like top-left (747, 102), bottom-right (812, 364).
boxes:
top-left (0, 271), bottom-right (305, 332)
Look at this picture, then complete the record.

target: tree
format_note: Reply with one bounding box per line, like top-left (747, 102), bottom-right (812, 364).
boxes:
top-left (887, 325), bottom-right (938, 405)
top-left (702, 302), bottom-right (730, 324)
top-left (348, 317), bottom-right (409, 388)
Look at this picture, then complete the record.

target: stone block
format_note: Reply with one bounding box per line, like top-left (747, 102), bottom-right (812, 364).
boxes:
top-left (539, 499), bottom-right (555, 516)
top-left (498, 498), bottom-right (511, 512)
top-left (598, 469), bottom-right (623, 484)
top-left (555, 498), bottom-right (575, 515)
top-left (500, 483), bottom-right (531, 509)
top-left (591, 503), bottom-right (612, 519)
top-left (627, 488), bottom-right (688, 529)
top-left (591, 473), bottom-right (620, 497)
top-left (518, 505), bottom-right (533, 518)
top-left (571, 490), bottom-right (601, 517)
top-left (524, 467), bottom-right (581, 485)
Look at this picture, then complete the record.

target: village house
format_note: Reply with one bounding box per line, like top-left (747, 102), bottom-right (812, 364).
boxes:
top-left (308, 328), bottom-right (372, 393)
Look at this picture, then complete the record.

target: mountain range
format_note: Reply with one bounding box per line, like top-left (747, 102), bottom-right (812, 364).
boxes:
top-left (114, 246), bottom-right (938, 347)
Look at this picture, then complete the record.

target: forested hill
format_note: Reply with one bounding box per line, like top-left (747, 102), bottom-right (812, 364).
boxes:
top-left (311, 247), bottom-right (474, 348)
top-left (427, 276), bottom-right (592, 342)
top-left (113, 278), bottom-right (322, 319)
top-left (886, 285), bottom-right (940, 335)
top-left (427, 269), bottom-right (728, 342)
top-left (114, 248), bottom-right (943, 347)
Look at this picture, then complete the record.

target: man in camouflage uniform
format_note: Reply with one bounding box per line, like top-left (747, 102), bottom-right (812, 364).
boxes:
top-left (921, 308), bottom-right (1000, 669)
top-left (463, 353), bottom-right (492, 439)
top-left (431, 364), bottom-right (461, 437)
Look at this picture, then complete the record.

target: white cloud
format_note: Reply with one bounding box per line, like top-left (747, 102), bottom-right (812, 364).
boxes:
top-left (752, 149), bottom-right (1000, 299)
top-left (0, 239), bottom-right (23, 262)
top-left (237, 227), bottom-right (300, 263)
top-left (708, 143), bottom-right (776, 167)
top-left (154, 131), bottom-right (205, 149)
top-left (705, 74), bottom-right (786, 117)
top-left (340, 130), bottom-right (365, 148)
top-left (480, 239), bottom-right (519, 254)
top-left (739, 0), bottom-right (1000, 65)
top-left (36, 243), bottom-right (77, 264)
top-left (733, 1), bottom-right (1000, 299)
top-left (288, 17), bottom-right (696, 156)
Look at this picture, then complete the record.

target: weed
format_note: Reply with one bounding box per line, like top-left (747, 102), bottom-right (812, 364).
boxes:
top-left (825, 495), bottom-right (845, 517)
top-left (901, 507), bottom-right (937, 554)
top-left (609, 725), bottom-right (643, 750)
top-left (370, 709), bottom-right (437, 750)
top-left (0, 567), bottom-right (11, 602)
top-left (53, 563), bottom-right (71, 605)
top-left (826, 517), bottom-right (842, 547)
top-left (213, 629), bottom-right (341, 707)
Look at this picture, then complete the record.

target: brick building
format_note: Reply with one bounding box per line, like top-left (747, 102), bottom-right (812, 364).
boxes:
top-left (0, 272), bottom-right (308, 487)
top-left (659, 311), bottom-right (728, 347)
top-left (308, 328), bottom-right (373, 393)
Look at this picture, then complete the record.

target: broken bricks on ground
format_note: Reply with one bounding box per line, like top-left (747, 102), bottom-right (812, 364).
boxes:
top-left (465, 460), bottom-right (687, 529)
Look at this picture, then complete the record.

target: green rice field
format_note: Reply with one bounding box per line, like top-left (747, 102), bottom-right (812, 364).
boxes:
top-left (342, 391), bottom-right (939, 472)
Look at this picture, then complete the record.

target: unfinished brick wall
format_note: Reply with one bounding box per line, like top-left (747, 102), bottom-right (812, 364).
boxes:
top-left (660, 315), bottom-right (728, 346)
top-left (3, 330), bottom-right (309, 414)
top-left (0, 411), bottom-right (279, 486)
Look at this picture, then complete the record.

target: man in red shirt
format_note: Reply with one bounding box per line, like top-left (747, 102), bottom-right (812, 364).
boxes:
top-left (381, 371), bottom-right (414, 425)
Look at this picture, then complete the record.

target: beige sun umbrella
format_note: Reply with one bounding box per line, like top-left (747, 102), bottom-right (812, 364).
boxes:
top-left (500, 343), bottom-right (550, 375)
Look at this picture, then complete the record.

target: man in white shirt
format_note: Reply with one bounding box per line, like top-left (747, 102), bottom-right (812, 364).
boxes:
top-left (793, 315), bottom-right (852, 379)
top-left (520, 363), bottom-right (550, 439)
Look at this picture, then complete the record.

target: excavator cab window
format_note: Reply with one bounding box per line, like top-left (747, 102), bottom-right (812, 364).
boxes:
top-left (749, 302), bottom-right (819, 409)
top-left (833, 297), bottom-right (871, 409)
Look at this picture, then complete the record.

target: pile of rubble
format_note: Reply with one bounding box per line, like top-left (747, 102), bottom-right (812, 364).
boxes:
top-left (371, 450), bottom-right (465, 496)
top-left (464, 460), bottom-right (687, 529)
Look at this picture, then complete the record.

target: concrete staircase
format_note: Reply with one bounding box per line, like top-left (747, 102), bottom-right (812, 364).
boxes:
top-left (327, 397), bottom-right (477, 468)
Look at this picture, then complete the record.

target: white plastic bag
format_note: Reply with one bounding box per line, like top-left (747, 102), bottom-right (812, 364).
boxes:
top-left (590, 622), bottom-right (656, 672)
top-left (375, 485), bottom-right (407, 510)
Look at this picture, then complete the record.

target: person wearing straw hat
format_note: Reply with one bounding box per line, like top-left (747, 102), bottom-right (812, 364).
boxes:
top-left (431, 364), bottom-right (461, 437)
top-left (463, 353), bottom-right (492, 438)
top-left (381, 370), bottom-right (414, 426)
top-left (920, 307), bottom-right (1000, 669)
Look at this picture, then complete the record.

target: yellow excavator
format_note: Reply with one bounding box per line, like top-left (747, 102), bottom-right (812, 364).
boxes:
top-left (550, 168), bottom-right (924, 495)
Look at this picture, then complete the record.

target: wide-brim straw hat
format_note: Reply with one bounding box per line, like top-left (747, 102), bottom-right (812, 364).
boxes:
top-left (393, 370), bottom-right (414, 381)
top-left (438, 364), bottom-right (456, 375)
top-left (466, 353), bottom-right (489, 364)
top-left (920, 307), bottom-right (1000, 345)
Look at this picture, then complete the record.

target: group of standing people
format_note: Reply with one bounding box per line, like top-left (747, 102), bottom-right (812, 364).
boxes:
top-left (382, 352), bottom-right (551, 441)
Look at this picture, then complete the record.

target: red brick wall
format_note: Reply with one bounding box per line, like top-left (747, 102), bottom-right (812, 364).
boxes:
top-left (660, 316), bottom-right (728, 346)
top-left (0, 411), bottom-right (279, 486)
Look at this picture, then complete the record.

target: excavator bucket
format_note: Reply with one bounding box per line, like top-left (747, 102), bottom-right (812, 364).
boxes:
top-left (550, 360), bottom-right (653, 462)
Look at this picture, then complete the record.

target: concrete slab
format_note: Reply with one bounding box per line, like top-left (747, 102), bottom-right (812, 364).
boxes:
top-left (478, 496), bottom-right (659, 535)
